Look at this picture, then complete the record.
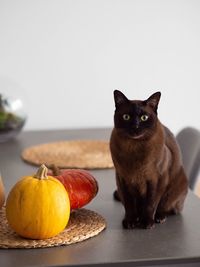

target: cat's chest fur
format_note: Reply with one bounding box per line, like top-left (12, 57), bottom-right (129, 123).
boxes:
top-left (110, 125), bottom-right (166, 195)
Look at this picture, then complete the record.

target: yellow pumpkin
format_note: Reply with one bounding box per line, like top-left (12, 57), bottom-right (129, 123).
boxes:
top-left (6, 164), bottom-right (70, 239)
top-left (0, 175), bottom-right (5, 209)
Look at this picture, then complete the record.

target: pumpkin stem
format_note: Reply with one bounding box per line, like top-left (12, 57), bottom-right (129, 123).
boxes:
top-left (49, 164), bottom-right (61, 176)
top-left (34, 164), bottom-right (48, 179)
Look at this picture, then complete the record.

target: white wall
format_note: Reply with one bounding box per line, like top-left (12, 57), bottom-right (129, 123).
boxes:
top-left (0, 0), bottom-right (200, 134)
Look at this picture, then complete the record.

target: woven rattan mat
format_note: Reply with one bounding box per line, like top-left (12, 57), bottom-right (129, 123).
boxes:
top-left (22, 140), bottom-right (113, 169)
top-left (0, 206), bottom-right (106, 249)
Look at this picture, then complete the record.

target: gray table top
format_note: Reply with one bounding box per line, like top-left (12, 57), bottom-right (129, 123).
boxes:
top-left (0, 128), bottom-right (200, 267)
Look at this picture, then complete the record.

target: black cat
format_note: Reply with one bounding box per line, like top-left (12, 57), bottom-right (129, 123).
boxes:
top-left (110, 90), bottom-right (188, 229)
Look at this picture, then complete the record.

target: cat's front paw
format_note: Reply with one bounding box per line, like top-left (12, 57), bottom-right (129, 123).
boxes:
top-left (122, 218), bottom-right (137, 229)
top-left (155, 213), bottom-right (166, 224)
top-left (140, 218), bottom-right (155, 229)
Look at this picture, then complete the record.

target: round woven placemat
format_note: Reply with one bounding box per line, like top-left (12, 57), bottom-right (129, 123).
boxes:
top-left (0, 206), bottom-right (106, 249)
top-left (21, 140), bottom-right (113, 169)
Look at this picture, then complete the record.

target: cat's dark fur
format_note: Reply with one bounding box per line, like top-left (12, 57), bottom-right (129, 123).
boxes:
top-left (110, 90), bottom-right (188, 229)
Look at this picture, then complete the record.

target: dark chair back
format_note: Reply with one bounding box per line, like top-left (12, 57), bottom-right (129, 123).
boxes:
top-left (176, 127), bottom-right (200, 190)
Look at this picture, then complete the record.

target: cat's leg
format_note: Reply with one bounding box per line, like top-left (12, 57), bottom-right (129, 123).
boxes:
top-left (156, 168), bottom-right (188, 221)
top-left (154, 176), bottom-right (169, 223)
top-left (171, 168), bottom-right (188, 214)
top-left (140, 178), bottom-right (168, 228)
top-left (155, 191), bottom-right (173, 223)
top-left (139, 181), bottom-right (157, 229)
top-left (116, 174), bottom-right (138, 229)
top-left (155, 196), bottom-right (178, 223)
top-left (122, 194), bottom-right (138, 229)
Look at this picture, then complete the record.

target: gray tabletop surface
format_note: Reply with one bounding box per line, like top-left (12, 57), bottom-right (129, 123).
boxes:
top-left (0, 128), bottom-right (200, 267)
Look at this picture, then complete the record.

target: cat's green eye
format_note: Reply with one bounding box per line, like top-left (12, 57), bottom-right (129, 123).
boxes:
top-left (123, 114), bottom-right (130, 121)
top-left (141, 114), bottom-right (149, 121)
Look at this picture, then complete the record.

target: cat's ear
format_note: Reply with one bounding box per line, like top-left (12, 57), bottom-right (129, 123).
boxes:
top-left (145, 92), bottom-right (161, 113)
top-left (114, 90), bottom-right (129, 107)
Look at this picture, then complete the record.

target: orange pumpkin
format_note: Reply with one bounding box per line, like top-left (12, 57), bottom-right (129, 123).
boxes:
top-left (49, 165), bottom-right (98, 209)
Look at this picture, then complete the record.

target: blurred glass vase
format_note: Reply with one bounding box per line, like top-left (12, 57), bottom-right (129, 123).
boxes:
top-left (0, 94), bottom-right (27, 142)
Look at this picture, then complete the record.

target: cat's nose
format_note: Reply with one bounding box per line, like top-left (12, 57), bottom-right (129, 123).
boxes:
top-left (132, 124), bottom-right (139, 130)
top-left (132, 118), bottom-right (140, 129)
top-left (134, 120), bottom-right (140, 129)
